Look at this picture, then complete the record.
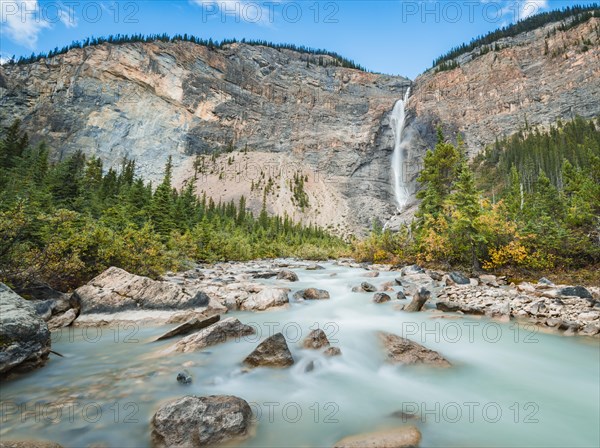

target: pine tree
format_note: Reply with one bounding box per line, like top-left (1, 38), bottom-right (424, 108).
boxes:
top-left (450, 162), bottom-right (483, 268)
top-left (149, 157), bottom-right (175, 237)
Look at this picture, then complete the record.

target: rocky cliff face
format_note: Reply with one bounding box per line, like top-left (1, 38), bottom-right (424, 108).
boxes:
top-left (1, 17), bottom-right (598, 233)
top-left (406, 17), bottom-right (600, 173)
top-left (0, 41), bottom-right (410, 234)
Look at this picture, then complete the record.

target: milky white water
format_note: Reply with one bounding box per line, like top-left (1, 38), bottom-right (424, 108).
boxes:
top-left (391, 88), bottom-right (411, 211)
top-left (1, 263), bottom-right (599, 447)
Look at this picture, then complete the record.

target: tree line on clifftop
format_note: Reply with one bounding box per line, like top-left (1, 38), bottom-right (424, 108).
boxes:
top-left (2, 34), bottom-right (366, 72)
top-left (432, 3), bottom-right (599, 69)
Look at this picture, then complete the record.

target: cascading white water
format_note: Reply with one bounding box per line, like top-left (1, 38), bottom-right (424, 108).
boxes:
top-left (390, 88), bottom-right (411, 211)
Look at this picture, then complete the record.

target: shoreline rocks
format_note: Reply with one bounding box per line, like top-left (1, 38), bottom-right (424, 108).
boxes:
top-left (436, 283), bottom-right (599, 336)
top-left (74, 267), bottom-right (210, 314)
top-left (0, 284), bottom-right (52, 377)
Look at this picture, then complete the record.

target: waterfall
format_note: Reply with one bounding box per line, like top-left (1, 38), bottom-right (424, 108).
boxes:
top-left (390, 88), bottom-right (411, 211)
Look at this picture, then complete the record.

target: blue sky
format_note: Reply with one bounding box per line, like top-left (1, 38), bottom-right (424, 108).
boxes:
top-left (1, 1), bottom-right (597, 78)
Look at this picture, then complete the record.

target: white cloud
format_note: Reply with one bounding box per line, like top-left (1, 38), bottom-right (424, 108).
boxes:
top-left (58, 8), bottom-right (78, 28)
top-left (0, 0), bottom-right (79, 49)
top-left (0, 0), bottom-right (50, 48)
top-left (518, 0), bottom-right (549, 20)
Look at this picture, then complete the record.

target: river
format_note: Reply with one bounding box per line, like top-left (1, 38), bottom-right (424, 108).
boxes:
top-left (1, 262), bottom-right (599, 447)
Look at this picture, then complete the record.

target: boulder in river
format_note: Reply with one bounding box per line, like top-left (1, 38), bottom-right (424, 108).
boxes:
top-left (151, 395), bottom-right (253, 447)
top-left (362, 271), bottom-right (380, 278)
top-left (172, 317), bottom-right (255, 353)
top-left (334, 426), bottom-right (422, 448)
top-left (404, 288), bottom-right (430, 312)
top-left (302, 329), bottom-right (330, 349)
top-left (293, 288), bottom-right (330, 300)
top-left (240, 287), bottom-right (290, 311)
top-left (379, 331), bottom-right (451, 367)
top-left (243, 333), bottom-right (294, 368)
top-left (155, 315), bottom-right (220, 341)
top-left (276, 269), bottom-right (299, 282)
top-left (373, 293), bottom-right (391, 303)
top-left (0, 284), bottom-right (51, 377)
top-left (361, 282), bottom-right (378, 292)
top-left (73, 267), bottom-right (209, 313)
top-left (305, 263), bottom-right (325, 270)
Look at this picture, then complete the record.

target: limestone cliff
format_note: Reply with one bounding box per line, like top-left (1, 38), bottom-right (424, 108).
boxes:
top-left (0, 41), bottom-right (409, 234)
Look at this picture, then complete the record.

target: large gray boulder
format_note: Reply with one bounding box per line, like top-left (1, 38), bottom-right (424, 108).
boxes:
top-left (334, 426), bottom-right (422, 448)
top-left (73, 267), bottom-right (209, 313)
top-left (243, 333), bottom-right (294, 368)
top-left (0, 284), bottom-right (51, 377)
top-left (151, 395), bottom-right (253, 447)
top-left (240, 287), bottom-right (290, 311)
top-left (378, 332), bottom-right (451, 368)
top-left (171, 318), bottom-right (255, 353)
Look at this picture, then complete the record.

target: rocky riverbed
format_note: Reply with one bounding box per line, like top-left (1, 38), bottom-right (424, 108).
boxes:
top-left (1, 260), bottom-right (599, 447)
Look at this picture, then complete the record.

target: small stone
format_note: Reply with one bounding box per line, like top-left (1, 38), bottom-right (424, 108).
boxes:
top-left (324, 347), bottom-right (342, 357)
top-left (396, 291), bottom-right (407, 300)
top-left (362, 271), bottom-right (380, 278)
top-left (361, 282), bottom-right (377, 292)
top-left (538, 277), bottom-right (555, 286)
top-left (176, 372), bottom-right (192, 384)
top-left (578, 311), bottom-right (599, 321)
